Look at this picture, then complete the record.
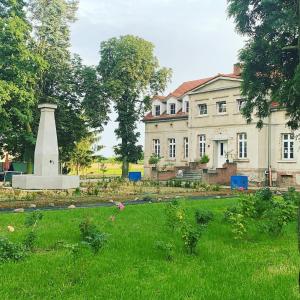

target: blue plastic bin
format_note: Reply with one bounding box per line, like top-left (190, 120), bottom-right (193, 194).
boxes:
top-left (128, 172), bottom-right (142, 182)
top-left (231, 175), bottom-right (248, 190)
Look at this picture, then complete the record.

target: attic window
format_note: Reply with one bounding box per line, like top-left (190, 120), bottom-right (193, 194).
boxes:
top-left (155, 105), bottom-right (160, 116)
top-left (170, 103), bottom-right (176, 115)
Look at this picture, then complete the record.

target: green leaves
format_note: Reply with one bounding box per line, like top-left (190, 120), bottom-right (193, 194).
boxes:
top-left (98, 35), bottom-right (172, 176)
top-left (228, 0), bottom-right (300, 128)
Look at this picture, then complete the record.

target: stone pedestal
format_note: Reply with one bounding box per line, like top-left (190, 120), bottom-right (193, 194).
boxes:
top-left (12, 103), bottom-right (80, 190)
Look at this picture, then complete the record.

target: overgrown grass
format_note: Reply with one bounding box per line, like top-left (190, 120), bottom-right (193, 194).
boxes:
top-left (0, 198), bottom-right (298, 299)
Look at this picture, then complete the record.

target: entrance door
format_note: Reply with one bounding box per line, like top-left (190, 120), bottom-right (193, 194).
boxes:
top-left (217, 140), bottom-right (228, 168)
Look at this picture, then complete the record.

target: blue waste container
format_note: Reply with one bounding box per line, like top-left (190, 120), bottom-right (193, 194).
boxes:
top-left (128, 172), bottom-right (142, 182)
top-left (231, 175), bottom-right (248, 190)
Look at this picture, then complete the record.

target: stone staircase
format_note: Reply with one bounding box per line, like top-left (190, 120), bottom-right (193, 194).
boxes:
top-left (179, 169), bottom-right (203, 181)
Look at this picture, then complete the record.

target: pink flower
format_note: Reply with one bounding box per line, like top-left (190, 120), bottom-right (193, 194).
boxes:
top-left (238, 187), bottom-right (244, 191)
top-left (118, 203), bottom-right (125, 211)
top-left (110, 215), bottom-right (116, 222)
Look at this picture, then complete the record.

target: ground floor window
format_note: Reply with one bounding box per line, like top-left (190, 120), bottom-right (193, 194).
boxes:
top-left (238, 133), bottom-right (247, 158)
top-left (169, 138), bottom-right (176, 158)
top-left (199, 135), bottom-right (206, 157)
top-left (184, 137), bottom-right (189, 159)
top-left (282, 133), bottom-right (294, 159)
top-left (153, 139), bottom-right (160, 157)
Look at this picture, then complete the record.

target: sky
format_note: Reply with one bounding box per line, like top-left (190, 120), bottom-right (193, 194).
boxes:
top-left (70, 0), bottom-right (245, 157)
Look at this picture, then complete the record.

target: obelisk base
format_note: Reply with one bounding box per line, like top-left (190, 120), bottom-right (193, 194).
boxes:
top-left (12, 175), bottom-right (79, 190)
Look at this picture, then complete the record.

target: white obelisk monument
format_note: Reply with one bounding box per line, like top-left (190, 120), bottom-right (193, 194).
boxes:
top-left (12, 103), bottom-right (79, 189)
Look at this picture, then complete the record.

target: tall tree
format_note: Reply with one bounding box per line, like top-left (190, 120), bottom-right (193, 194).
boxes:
top-left (98, 35), bottom-right (172, 177)
top-left (227, 0), bottom-right (299, 128)
top-left (0, 0), bottom-right (45, 169)
top-left (28, 0), bottom-right (109, 163)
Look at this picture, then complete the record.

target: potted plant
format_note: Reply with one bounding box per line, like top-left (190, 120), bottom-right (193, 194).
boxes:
top-left (199, 154), bottom-right (210, 169)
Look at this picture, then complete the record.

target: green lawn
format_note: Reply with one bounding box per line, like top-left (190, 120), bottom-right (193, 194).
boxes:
top-left (0, 198), bottom-right (298, 299)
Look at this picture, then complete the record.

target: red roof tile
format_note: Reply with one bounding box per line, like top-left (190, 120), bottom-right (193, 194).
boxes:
top-left (166, 73), bottom-right (240, 99)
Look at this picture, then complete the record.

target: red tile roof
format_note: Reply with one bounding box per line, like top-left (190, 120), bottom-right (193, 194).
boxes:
top-left (165, 73), bottom-right (240, 99)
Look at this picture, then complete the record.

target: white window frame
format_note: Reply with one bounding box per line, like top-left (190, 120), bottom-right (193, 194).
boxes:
top-left (217, 101), bottom-right (227, 114)
top-left (237, 99), bottom-right (245, 112)
top-left (169, 103), bottom-right (176, 115)
top-left (199, 135), bottom-right (206, 157)
top-left (198, 104), bottom-right (207, 115)
top-left (154, 105), bottom-right (160, 116)
top-left (238, 133), bottom-right (247, 159)
top-left (282, 133), bottom-right (294, 160)
top-left (153, 139), bottom-right (160, 157)
top-left (169, 138), bottom-right (176, 159)
top-left (184, 137), bottom-right (189, 159)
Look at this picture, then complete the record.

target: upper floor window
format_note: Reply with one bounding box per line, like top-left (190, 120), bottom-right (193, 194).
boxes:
top-left (217, 101), bottom-right (226, 113)
top-left (170, 103), bottom-right (176, 115)
top-left (184, 137), bottom-right (189, 159)
top-left (199, 135), bottom-right (206, 157)
top-left (198, 104), bottom-right (207, 115)
top-left (282, 133), bottom-right (294, 160)
top-left (154, 105), bottom-right (160, 116)
top-left (169, 138), bottom-right (176, 158)
top-left (185, 101), bottom-right (189, 113)
top-left (237, 99), bottom-right (245, 112)
top-left (153, 139), bottom-right (160, 157)
top-left (238, 133), bottom-right (247, 159)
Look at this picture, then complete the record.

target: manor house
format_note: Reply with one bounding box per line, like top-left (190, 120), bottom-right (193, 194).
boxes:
top-left (143, 65), bottom-right (300, 187)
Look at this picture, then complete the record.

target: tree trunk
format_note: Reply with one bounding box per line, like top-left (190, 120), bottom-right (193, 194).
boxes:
top-left (122, 156), bottom-right (129, 178)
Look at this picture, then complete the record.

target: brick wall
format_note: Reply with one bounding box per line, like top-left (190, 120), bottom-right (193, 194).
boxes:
top-left (203, 163), bottom-right (237, 185)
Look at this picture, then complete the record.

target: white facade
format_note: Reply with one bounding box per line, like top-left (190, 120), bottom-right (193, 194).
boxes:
top-left (144, 75), bottom-right (300, 186)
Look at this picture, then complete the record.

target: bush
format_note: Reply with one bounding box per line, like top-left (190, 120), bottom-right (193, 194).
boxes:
top-left (195, 210), bottom-right (213, 226)
top-left (181, 224), bottom-right (201, 254)
top-left (24, 211), bottom-right (43, 227)
top-left (23, 231), bottom-right (37, 251)
top-left (224, 188), bottom-right (296, 239)
top-left (155, 241), bottom-right (175, 261)
top-left (165, 200), bottom-right (185, 231)
top-left (79, 218), bottom-right (108, 254)
top-left (0, 237), bottom-right (26, 263)
top-left (283, 187), bottom-right (300, 205)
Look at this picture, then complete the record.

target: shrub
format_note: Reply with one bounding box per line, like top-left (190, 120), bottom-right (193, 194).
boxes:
top-left (195, 210), bottom-right (213, 226)
top-left (224, 188), bottom-right (296, 239)
top-left (181, 224), bottom-right (201, 254)
top-left (23, 231), bottom-right (37, 251)
top-left (283, 187), bottom-right (300, 205)
top-left (79, 218), bottom-right (108, 254)
top-left (24, 211), bottom-right (43, 227)
top-left (155, 241), bottom-right (175, 261)
top-left (260, 200), bottom-right (296, 236)
top-left (0, 237), bottom-right (26, 263)
top-left (165, 200), bottom-right (185, 231)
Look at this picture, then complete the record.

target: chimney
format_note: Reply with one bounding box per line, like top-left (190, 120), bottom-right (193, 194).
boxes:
top-left (233, 63), bottom-right (242, 76)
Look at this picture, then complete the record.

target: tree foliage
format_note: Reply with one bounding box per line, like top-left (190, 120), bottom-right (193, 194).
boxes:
top-left (228, 0), bottom-right (300, 128)
top-left (0, 0), bottom-right (109, 169)
top-left (69, 134), bottom-right (95, 175)
top-left (0, 0), bottom-right (45, 165)
top-left (98, 35), bottom-right (172, 177)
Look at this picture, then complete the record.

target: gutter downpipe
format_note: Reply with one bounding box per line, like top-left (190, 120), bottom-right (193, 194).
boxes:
top-left (268, 114), bottom-right (272, 187)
